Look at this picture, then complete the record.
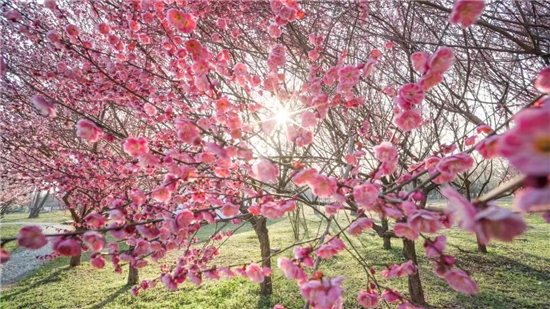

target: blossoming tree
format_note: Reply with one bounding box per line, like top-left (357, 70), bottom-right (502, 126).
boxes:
top-left (1, 0), bottom-right (549, 308)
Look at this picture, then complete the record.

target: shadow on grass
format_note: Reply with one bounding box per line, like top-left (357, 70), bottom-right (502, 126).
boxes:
top-left (1, 266), bottom-right (70, 301)
top-left (90, 285), bottom-right (131, 309)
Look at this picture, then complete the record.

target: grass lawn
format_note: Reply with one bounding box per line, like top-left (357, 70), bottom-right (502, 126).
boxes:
top-left (1, 201), bottom-right (549, 309)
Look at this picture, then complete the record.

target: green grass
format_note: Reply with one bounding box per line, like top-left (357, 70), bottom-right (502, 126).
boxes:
top-left (1, 201), bottom-right (549, 309)
top-left (0, 211), bottom-right (72, 224)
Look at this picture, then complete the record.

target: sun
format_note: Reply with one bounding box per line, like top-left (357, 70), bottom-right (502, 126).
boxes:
top-left (275, 108), bottom-right (290, 125)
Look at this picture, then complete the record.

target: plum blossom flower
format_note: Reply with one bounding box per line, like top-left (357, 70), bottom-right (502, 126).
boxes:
top-left (374, 142), bottom-right (398, 163)
top-left (513, 187), bottom-right (550, 213)
top-left (252, 157), bottom-right (279, 183)
top-left (353, 183), bottom-right (380, 210)
top-left (123, 137), bottom-right (149, 157)
top-left (424, 235), bottom-right (446, 258)
top-left (17, 226), bottom-right (47, 249)
top-left (292, 168), bottom-right (318, 186)
top-left (394, 223), bottom-right (419, 241)
top-left (53, 238), bottom-right (81, 256)
top-left (299, 276), bottom-right (344, 309)
top-left (409, 210), bottom-right (442, 234)
top-left (534, 66), bottom-right (550, 93)
top-left (428, 46), bottom-right (455, 74)
top-left (394, 109), bottom-right (422, 132)
top-left (221, 203), bottom-right (239, 217)
top-left (76, 119), bottom-right (103, 142)
top-left (31, 95), bottom-right (56, 117)
top-left (277, 257), bottom-right (307, 281)
top-left (449, 0), bottom-right (485, 28)
top-left (357, 290), bottom-right (378, 308)
top-left (475, 135), bottom-right (499, 159)
top-left (436, 153), bottom-right (474, 175)
top-left (316, 237), bottom-right (345, 259)
top-left (348, 218), bottom-right (373, 235)
top-left (498, 105), bottom-right (550, 176)
top-left (442, 186), bottom-right (526, 244)
top-left (398, 83), bottom-right (425, 105)
top-left (246, 263), bottom-right (265, 283)
top-left (151, 186), bottom-right (171, 203)
top-left (444, 270), bottom-right (478, 294)
top-left (310, 175), bottom-right (337, 198)
top-left (166, 9), bottom-right (196, 33)
top-left (411, 52), bottom-right (430, 75)
top-left (82, 231), bottom-right (105, 252)
top-left (90, 254), bottom-right (105, 269)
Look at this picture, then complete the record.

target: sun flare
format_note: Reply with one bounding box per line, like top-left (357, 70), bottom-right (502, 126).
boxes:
top-left (275, 108), bottom-right (290, 124)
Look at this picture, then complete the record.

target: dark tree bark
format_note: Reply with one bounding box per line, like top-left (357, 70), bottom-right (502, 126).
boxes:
top-left (476, 235), bottom-right (488, 253)
top-left (28, 190), bottom-right (49, 219)
top-left (403, 239), bottom-right (426, 306)
top-left (381, 218), bottom-right (392, 249)
top-left (128, 265), bottom-right (139, 285)
top-left (251, 216), bottom-right (272, 295)
top-left (69, 227), bottom-right (85, 267)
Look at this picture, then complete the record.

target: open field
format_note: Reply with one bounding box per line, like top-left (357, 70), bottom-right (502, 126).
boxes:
top-left (1, 201), bottom-right (549, 309)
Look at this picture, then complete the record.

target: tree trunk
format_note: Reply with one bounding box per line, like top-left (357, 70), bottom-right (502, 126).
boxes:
top-left (70, 254), bottom-right (81, 267)
top-left (28, 190), bottom-right (49, 219)
top-left (403, 239), bottom-right (426, 306)
top-left (476, 234), bottom-right (487, 253)
top-left (69, 227), bottom-right (85, 267)
top-left (128, 265), bottom-right (139, 285)
top-left (382, 218), bottom-right (392, 249)
top-left (251, 217), bottom-right (272, 295)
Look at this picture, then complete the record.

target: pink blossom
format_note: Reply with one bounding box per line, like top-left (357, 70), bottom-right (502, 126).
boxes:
top-left (498, 106), bottom-right (550, 175)
top-left (534, 66), bottom-right (550, 93)
top-left (97, 23), bottom-right (110, 34)
top-left (176, 119), bottom-right (200, 144)
top-left (475, 135), bottom-right (499, 159)
top-left (310, 175), bottom-right (338, 198)
top-left (246, 263), bottom-right (265, 283)
top-left (398, 83), bottom-right (425, 105)
top-left (394, 109), bottom-right (422, 132)
top-left (409, 210), bottom-right (442, 233)
top-left (84, 213), bottom-right (108, 229)
top-left (130, 188), bottom-right (146, 206)
top-left (353, 183), bottom-right (380, 210)
top-left (108, 223), bottom-right (128, 240)
top-left (151, 186), bottom-right (171, 203)
top-left (424, 235), bottom-right (446, 258)
top-left (513, 187), bottom-right (550, 213)
top-left (82, 232), bottom-right (105, 252)
top-left (166, 9), bottom-right (196, 33)
top-left (301, 111), bottom-right (317, 127)
top-left (292, 168), bottom-right (318, 186)
top-left (381, 289), bottom-right (401, 302)
top-left (411, 52), bottom-right (430, 75)
top-left (299, 276), bottom-right (344, 309)
top-left (233, 62), bottom-right (248, 76)
top-left (277, 257), bottom-right (307, 281)
top-left (418, 71), bottom-right (444, 90)
top-left (444, 270), bottom-right (478, 294)
top-left (1, 249), bottom-right (10, 264)
top-left (316, 237), bottom-right (345, 259)
top-left (161, 273), bottom-right (178, 290)
top-left (348, 218), bottom-right (373, 235)
top-left (474, 204), bottom-right (526, 245)
top-left (53, 238), bottom-right (81, 256)
top-left (17, 226), bottom-right (47, 249)
top-left (374, 142), bottom-right (398, 163)
top-left (268, 24), bottom-right (282, 38)
top-left (428, 47), bottom-right (455, 74)
top-left (123, 137), bottom-right (149, 157)
top-left (76, 119), bottom-right (103, 142)
top-left (357, 290), bottom-right (378, 308)
top-left (260, 202), bottom-right (285, 219)
top-left (31, 95), bottom-right (56, 117)
top-left (338, 65), bottom-right (360, 88)
top-left (394, 223), bottom-right (419, 241)
top-left (221, 203), bottom-right (239, 217)
top-left (90, 254), bottom-right (105, 269)
top-left (252, 157), bottom-right (279, 183)
top-left (441, 186), bottom-right (477, 231)
top-left (437, 153), bottom-right (474, 175)
top-left (449, 0), bottom-right (485, 28)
